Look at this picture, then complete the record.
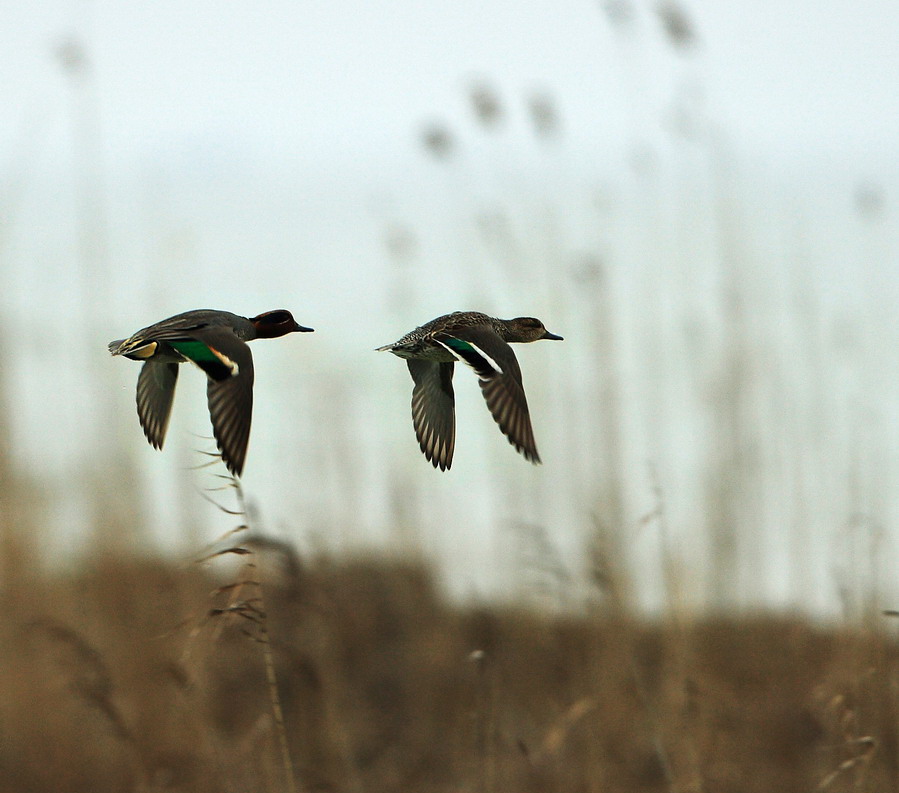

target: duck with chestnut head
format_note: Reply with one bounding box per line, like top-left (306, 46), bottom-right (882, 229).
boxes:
top-left (109, 309), bottom-right (313, 476)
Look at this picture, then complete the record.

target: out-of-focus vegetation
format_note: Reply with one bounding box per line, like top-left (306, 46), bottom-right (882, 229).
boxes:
top-left (3, 0), bottom-right (894, 616)
top-left (2, 3), bottom-right (897, 790)
top-left (1, 513), bottom-right (898, 793)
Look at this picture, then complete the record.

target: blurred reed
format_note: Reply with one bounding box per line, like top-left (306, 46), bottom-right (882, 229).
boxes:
top-left (3, 511), bottom-right (899, 792)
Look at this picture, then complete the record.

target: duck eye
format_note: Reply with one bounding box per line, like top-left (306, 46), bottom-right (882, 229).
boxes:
top-left (261, 310), bottom-right (290, 324)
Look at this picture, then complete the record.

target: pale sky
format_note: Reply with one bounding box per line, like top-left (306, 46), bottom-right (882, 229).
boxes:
top-left (1, 1), bottom-right (896, 613)
top-left (4, 1), bottom-right (899, 174)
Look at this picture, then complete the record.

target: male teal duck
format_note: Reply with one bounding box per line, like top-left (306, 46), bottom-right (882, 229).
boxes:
top-left (109, 309), bottom-right (313, 476)
top-left (377, 311), bottom-right (563, 470)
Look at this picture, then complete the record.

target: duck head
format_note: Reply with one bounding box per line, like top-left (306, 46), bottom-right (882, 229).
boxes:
top-left (503, 316), bottom-right (564, 343)
top-left (250, 310), bottom-right (314, 338)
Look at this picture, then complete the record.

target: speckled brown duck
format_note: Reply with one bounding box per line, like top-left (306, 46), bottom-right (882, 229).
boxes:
top-left (377, 311), bottom-right (563, 470)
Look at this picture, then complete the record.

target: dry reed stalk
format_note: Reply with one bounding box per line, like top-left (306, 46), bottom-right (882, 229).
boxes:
top-left (815, 692), bottom-right (877, 790)
top-left (628, 655), bottom-right (677, 792)
top-left (25, 619), bottom-right (152, 788)
top-left (192, 474), bottom-right (300, 793)
top-left (640, 465), bottom-right (705, 791)
top-left (528, 698), bottom-right (597, 766)
top-left (29, 619), bottom-right (131, 740)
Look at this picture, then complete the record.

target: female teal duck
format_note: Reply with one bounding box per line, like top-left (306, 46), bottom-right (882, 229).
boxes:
top-left (109, 309), bottom-right (313, 476)
top-left (377, 311), bottom-right (563, 470)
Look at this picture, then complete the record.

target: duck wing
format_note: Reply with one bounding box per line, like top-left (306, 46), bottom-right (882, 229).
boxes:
top-left (434, 327), bottom-right (540, 464)
top-left (115, 310), bottom-right (246, 353)
top-left (407, 360), bottom-right (455, 471)
top-left (136, 361), bottom-right (179, 449)
top-left (182, 328), bottom-right (255, 476)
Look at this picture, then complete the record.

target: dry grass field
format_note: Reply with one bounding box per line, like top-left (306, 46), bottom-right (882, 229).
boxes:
top-left (2, 511), bottom-right (898, 793)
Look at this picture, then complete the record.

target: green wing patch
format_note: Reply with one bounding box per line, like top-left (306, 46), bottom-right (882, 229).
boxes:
top-left (435, 334), bottom-right (502, 379)
top-left (170, 340), bottom-right (237, 380)
top-left (441, 337), bottom-right (475, 354)
top-left (169, 340), bottom-right (218, 362)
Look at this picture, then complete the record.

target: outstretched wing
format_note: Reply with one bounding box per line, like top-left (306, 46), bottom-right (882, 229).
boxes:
top-left (407, 360), bottom-right (455, 471)
top-left (110, 312), bottom-right (217, 357)
top-left (435, 327), bottom-right (540, 464)
top-left (135, 361), bottom-right (179, 449)
top-left (187, 328), bottom-right (255, 476)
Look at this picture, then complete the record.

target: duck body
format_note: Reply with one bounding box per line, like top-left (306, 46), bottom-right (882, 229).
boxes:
top-left (377, 311), bottom-right (563, 470)
top-left (109, 309), bottom-right (312, 476)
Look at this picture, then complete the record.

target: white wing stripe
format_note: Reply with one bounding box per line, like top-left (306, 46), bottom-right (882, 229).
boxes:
top-left (432, 338), bottom-right (503, 377)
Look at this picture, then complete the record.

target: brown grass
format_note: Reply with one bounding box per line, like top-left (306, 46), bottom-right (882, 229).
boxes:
top-left (2, 532), bottom-right (899, 793)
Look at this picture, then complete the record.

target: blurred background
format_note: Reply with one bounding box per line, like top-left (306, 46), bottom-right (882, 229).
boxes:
top-left (4, 3), bottom-right (899, 791)
top-left (1, 0), bottom-right (897, 616)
